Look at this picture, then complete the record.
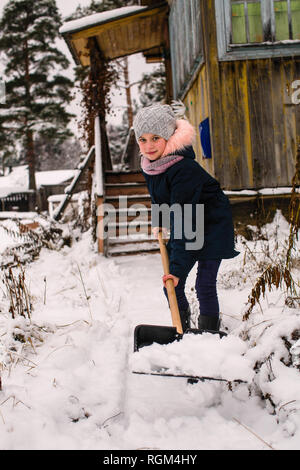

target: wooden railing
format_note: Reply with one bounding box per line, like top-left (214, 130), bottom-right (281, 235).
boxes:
top-left (52, 146), bottom-right (95, 221)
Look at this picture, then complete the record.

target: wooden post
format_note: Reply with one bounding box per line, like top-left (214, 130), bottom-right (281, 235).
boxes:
top-left (163, 16), bottom-right (173, 103)
top-left (96, 195), bottom-right (105, 254)
top-left (94, 115), bottom-right (105, 254)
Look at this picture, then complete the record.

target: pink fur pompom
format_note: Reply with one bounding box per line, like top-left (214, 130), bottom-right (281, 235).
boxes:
top-left (162, 119), bottom-right (196, 157)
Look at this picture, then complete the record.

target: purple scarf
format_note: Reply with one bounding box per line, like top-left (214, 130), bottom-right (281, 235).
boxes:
top-left (141, 154), bottom-right (183, 175)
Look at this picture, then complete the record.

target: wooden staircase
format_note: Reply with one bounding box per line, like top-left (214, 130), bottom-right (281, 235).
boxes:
top-left (104, 170), bottom-right (159, 256)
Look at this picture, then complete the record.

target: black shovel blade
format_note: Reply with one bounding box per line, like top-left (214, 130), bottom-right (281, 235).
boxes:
top-left (134, 324), bottom-right (182, 352)
top-left (134, 325), bottom-right (228, 352)
top-left (185, 328), bottom-right (228, 338)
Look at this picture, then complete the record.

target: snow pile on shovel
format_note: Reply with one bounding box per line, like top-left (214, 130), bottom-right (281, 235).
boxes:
top-left (130, 332), bottom-right (255, 383)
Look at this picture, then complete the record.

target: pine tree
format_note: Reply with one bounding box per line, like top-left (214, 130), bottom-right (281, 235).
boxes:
top-left (0, 120), bottom-right (15, 174)
top-left (138, 63), bottom-right (167, 107)
top-left (0, 0), bottom-right (74, 190)
top-left (34, 135), bottom-right (82, 171)
top-left (67, 0), bottom-right (136, 133)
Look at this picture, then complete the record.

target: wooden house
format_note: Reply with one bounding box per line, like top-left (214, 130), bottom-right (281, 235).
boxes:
top-left (59, 0), bottom-right (300, 255)
top-left (168, 0), bottom-right (300, 191)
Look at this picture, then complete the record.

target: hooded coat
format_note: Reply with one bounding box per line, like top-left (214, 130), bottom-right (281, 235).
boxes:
top-left (142, 119), bottom-right (239, 279)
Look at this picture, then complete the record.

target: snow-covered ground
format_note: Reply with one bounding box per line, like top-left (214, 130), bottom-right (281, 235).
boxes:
top-left (0, 165), bottom-right (75, 198)
top-left (0, 211), bottom-right (299, 450)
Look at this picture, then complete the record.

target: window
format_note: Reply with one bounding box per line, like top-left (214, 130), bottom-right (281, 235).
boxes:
top-left (230, 0), bottom-right (300, 43)
top-left (231, 1), bottom-right (263, 44)
top-left (169, 0), bottom-right (203, 98)
top-left (215, 0), bottom-right (300, 60)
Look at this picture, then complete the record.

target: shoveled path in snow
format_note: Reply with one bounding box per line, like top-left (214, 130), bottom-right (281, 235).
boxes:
top-left (106, 254), bottom-right (280, 450)
top-left (0, 237), bottom-right (289, 449)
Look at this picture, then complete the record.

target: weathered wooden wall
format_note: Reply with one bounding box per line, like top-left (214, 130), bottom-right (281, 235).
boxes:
top-left (184, 65), bottom-right (214, 178)
top-left (183, 0), bottom-right (299, 191)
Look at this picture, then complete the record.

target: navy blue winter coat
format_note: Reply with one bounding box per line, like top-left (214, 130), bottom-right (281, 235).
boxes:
top-left (143, 146), bottom-right (239, 279)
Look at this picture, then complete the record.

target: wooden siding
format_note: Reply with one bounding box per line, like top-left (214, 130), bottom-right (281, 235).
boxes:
top-left (182, 0), bottom-right (299, 190)
top-left (169, 0), bottom-right (203, 98)
top-left (184, 65), bottom-right (215, 177)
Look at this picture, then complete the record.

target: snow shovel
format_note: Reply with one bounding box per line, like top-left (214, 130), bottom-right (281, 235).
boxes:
top-left (134, 232), bottom-right (226, 352)
top-left (134, 231), bottom-right (183, 351)
top-left (133, 233), bottom-right (247, 385)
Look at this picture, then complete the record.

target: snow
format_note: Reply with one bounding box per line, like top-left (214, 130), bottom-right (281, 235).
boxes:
top-left (59, 6), bottom-right (148, 34)
top-left (224, 187), bottom-right (299, 196)
top-left (131, 333), bottom-right (254, 383)
top-left (36, 170), bottom-right (76, 186)
top-left (0, 211), bottom-right (37, 219)
top-left (0, 212), bottom-right (299, 450)
top-left (0, 166), bottom-right (76, 197)
top-left (48, 194), bottom-right (81, 203)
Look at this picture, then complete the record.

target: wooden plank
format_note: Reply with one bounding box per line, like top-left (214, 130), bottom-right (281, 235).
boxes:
top-left (247, 59), bottom-right (263, 188)
top-left (72, 38), bottom-right (90, 66)
top-left (247, 59), bottom-right (276, 188)
top-left (105, 171), bottom-right (145, 184)
top-left (96, 195), bottom-right (105, 254)
top-left (105, 195), bottom-right (152, 209)
top-left (70, 6), bottom-right (168, 40)
top-left (105, 183), bottom-right (149, 196)
top-left (281, 57), bottom-right (297, 183)
top-left (219, 61), bottom-right (243, 189)
top-left (295, 58), bottom-right (300, 145)
top-left (234, 60), bottom-right (254, 188)
top-left (68, 5), bottom-right (169, 62)
top-left (259, 59), bottom-right (276, 187)
top-left (200, 0), bottom-right (225, 186)
top-left (108, 223), bottom-right (152, 238)
top-left (270, 57), bottom-right (289, 186)
top-left (184, 66), bottom-right (215, 175)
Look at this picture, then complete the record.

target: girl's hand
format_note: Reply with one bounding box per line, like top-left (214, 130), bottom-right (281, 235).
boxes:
top-left (162, 274), bottom-right (179, 288)
top-left (152, 227), bottom-right (169, 239)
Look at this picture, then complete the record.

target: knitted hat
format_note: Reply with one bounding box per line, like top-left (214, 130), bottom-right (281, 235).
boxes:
top-left (133, 104), bottom-right (177, 141)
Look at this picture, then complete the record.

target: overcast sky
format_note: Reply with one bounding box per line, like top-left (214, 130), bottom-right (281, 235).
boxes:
top-left (0, 0), bottom-right (156, 131)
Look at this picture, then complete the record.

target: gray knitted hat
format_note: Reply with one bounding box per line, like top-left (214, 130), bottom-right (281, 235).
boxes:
top-left (133, 104), bottom-right (177, 141)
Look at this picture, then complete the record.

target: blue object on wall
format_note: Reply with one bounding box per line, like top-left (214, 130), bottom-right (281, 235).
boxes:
top-left (199, 118), bottom-right (212, 159)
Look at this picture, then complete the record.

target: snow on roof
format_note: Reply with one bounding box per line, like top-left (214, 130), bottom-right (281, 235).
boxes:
top-left (0, 166), bottom-right (29, 197)
top-left (36, 169), bottom-right (76, 186)
top-left (59, 5), bottom-right (148, 35)
top-left (0, 166), bottom-right (76, 198)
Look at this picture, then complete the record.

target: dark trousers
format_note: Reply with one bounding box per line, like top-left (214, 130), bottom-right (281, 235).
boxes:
top-left (164, 260), bottom-right (221, 317)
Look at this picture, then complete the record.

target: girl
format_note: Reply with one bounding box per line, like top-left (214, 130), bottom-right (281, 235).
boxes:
top-left (133, 104), bottom-right (239, 333)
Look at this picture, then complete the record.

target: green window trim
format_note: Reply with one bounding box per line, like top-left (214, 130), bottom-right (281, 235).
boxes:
top-left (216, 0), bottom-right (300, 60)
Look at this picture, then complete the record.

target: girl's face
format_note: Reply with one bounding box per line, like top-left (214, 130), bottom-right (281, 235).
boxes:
top-left (138, 133), bottom-right (167, 161)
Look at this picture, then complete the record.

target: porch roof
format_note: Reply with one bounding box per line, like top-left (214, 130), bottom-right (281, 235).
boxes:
top-left (59, 2), bottom-right (169, 66)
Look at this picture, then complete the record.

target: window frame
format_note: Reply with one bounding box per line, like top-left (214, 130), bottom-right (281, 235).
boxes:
top-left (169, 0), bottom-right (204, 99)
top-left (215, 0), bottom-right (300, 61)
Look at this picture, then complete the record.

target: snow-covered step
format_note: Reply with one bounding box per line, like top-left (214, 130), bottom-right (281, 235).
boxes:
top-left (108, 241), bottom-right (159, 256)
top-left (103, 170), bottom-right (155, 256)
top-left (108, 234), bottom-right (157, 245)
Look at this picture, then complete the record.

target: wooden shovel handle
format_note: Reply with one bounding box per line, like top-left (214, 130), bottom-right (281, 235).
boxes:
top-left (158, 232), bottom-right (183, 334)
